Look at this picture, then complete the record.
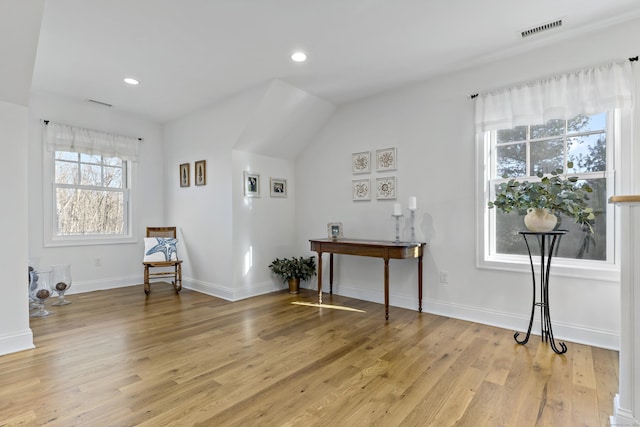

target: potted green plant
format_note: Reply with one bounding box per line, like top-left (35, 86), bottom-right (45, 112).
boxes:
top-left (488, 162), bottom-right (595, 233)
top-left (268, 256), bottom-right (316, 294)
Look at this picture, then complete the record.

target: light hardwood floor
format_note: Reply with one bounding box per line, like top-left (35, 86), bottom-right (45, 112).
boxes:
top-left (1, 285), bottom-right (618, 426)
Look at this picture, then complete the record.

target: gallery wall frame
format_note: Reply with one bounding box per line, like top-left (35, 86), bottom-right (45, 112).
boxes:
top-left (244, 171), bottom-right (260, 197)
top-left (352, 151), bottom-right (371, 174)
top-left (270, 177), bottom-right (287, 197)
top-left (195, 160), bottom-right (206, 186)
top-left (376, 176), bottom-right (397, 200)
top-left (179, 163), bottom-right (190, 187)
top-left (376, 147), bottom-right (397, 172)
top-left (352, 178), bottom-right (371, 201)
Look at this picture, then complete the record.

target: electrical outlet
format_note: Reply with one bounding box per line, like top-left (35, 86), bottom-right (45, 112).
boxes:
top-left (95, 257), bottom-right (102, 267)
top-left (439, 270), bottom-right (449, 284)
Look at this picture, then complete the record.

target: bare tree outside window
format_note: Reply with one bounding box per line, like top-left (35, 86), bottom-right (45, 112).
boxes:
top-left (54, 152), bottom-right (128, 236)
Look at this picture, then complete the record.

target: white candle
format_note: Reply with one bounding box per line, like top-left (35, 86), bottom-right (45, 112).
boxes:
top-left (408, 196), bottom-right (417, 211)
top-left (393, 203), bottom-right (402, 216)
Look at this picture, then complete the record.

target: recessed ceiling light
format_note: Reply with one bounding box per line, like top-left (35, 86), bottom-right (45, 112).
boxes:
top-left (291, 52), bottom-right (307, 62)
top-left (124, 77), bottom-right (139, 85)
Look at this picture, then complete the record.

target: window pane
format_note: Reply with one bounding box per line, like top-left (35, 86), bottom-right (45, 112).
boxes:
top-left (568, 113), bottom-right (605, 134)
top-left (568, 133), bottom-right (606, 173)
top-left (104, 167), bottom-right (122, 188)
top-left (81, 164), bottom-right (102, 186)
top-left (531, 119), bottom-right (565, 139)
top-left (103, 156), bottom-right (122, 167)
top-left (530, 138), bottom-right (564, 175)
top-left (55, 161), bottom-right (78, 185)
top-left (55, 151), bottom-right (78, 161)
top-left (496, 143), bottom-right (526, 177)
top-left (80, 153), bottom-right (102, 164)
top-left (494, 178), bottom-right (606, 261)
top-left (497, 126), bottom-right (526, 143)
top-left (56, 188), bottom-right (124, 235)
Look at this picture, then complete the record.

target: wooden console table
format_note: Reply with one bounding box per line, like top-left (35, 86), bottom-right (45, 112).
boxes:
top-left (309, 238), bottom-right (426, 320)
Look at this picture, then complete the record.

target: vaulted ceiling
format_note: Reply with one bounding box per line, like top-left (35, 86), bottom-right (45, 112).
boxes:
top-left (6, 1), bottom-right (640, 123)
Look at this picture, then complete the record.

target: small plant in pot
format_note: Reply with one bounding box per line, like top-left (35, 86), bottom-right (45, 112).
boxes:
top-left (268, 256), bottom-right (316, 294)
top-left (488, 162), bottom-right (596, 233)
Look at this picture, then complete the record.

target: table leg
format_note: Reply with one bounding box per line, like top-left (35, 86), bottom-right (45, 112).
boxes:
top-left (418, 255), bottom-right (423, 312)
top-left (384, 257), bottom-right (390, 320)
top-left (317, 252), bottom-right (323, 305)
top-left (329, 253), bottom-right (334, 294)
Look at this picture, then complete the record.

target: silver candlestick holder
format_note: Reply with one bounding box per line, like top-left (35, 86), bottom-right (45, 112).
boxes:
top-left (392, 214), bottom-right (403, 243)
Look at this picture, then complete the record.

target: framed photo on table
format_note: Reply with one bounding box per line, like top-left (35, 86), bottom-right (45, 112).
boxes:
top-left (327, 222), bottom-right (343, 240)
top-left (244, 171), bottom-right (260, 197)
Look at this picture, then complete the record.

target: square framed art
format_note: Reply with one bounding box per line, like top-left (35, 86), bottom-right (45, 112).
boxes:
top-left (376, 176), bottom-right (397, 199)
top-left (352, 151), bottom-right (371, 174)
top-left (376, 147), bottom-right (397, 172)
top-left (352, 178), bottom-right (371, 201)
top-left (244, 171), bottom-right (260, 197)
top-left (179, 163), bottom-right (190, 187)
top-left (270, 177), bottom-right (287, 197)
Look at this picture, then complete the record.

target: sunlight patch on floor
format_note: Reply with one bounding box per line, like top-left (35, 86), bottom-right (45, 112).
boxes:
top-left (291, 301), bottom-right (366, 313)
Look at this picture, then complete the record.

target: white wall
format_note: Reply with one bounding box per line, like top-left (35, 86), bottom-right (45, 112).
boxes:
top-left (27, 92), bottom-right (164, 293)
top-left (295, 18), bottom-right (640, 349)
top-left (0, 101), bottom-right (32, 355)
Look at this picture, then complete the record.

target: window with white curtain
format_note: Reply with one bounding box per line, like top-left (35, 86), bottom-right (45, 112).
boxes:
top-left (43, 122), bottom-right (139, 245)
top-left (476, 61), bottom-right (633, 276)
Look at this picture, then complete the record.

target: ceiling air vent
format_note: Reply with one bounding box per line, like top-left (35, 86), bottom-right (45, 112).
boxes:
top-left (521, 19), bottom-right (563, 38)
top-left (88, 99), bottom-right (113, 108)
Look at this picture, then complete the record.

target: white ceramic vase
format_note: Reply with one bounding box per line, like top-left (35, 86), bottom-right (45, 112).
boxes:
top-left (524, 208), bottom-right (558, 232)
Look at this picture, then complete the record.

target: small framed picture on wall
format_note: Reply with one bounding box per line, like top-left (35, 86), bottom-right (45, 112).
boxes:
top-left (179, 163), bottom-right (190, 187)
top-left (195, 160), bottom-right (206, 186)
top-left (270, 177), bottom-right (287, 197)
top-left (244, 171), bottom-right (260, 197)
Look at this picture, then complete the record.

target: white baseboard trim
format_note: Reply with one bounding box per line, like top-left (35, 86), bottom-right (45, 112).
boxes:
top-left (66, 275), bottom-right (142, 294)
top-left (610, 394), bottom-right (639, 426)
top-left (305, 283), bottom-right (619, 350)
top-left (0, 329), bottom-right (34, 356)
top-left (183, 278), bottom-right (285, 302)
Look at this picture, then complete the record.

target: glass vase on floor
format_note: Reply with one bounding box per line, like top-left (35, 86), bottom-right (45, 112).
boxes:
top-left (51, 264), bottom-right (72, 306)
top-left (30, 269), bottom-right (52, 317)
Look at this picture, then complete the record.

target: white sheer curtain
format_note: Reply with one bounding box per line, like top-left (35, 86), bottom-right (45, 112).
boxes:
top-left (475, 60), bottom-right (634, 132)
top-left (44, 122), bottom-right (140, 162)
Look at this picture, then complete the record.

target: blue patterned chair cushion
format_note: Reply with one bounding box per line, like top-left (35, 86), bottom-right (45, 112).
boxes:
top-left (143, 237), bottom-right (178, 262)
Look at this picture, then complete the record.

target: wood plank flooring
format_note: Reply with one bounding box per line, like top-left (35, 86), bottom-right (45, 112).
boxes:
top-left (0, 285), bottom-right (618, 426)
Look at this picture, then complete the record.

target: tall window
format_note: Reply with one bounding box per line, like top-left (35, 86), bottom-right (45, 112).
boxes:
top-left (44, 122), bottom-right (139, 245)
top-left (487, 112), bottom-right (612, 262)
top-left (54, 151), bottom-right (129, 236)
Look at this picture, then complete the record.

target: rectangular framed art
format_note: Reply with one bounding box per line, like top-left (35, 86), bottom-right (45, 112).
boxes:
top-left (376, 147), bottom-right (397, 172)
top-left (270, 177), bottom-right (287, 197)
top-left (352, 178), bottom-right (371, 201)
top-left (376, 176), bottom-right (397, 199)
top-left (195, 160), bottom-right (206, 186)
top-left (352, 151), bottom-right (371, 174)
top-left (244, 171), bottom-right (260, 197)
top-left (179, 163), bottom-right (190, 187)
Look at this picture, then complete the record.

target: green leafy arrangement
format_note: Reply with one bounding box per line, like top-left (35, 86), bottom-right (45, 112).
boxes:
top-left (268, 256), bottom-right (317, 282)
top-left (488, 162), bottom-right (595, 232)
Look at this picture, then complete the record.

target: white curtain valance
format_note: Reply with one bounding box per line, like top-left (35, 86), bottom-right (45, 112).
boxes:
top-left (45, 122), bottom-right (140, 162)
top-left (475, 61), bottom-right (634, 133)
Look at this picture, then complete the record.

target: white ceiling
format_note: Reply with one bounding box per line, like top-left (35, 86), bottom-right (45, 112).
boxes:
top-left (25, 0), bottom-right (640, 123)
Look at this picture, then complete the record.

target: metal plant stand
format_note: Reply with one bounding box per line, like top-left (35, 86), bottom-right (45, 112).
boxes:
top-left (515, 230), bottom-right (568, 354)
